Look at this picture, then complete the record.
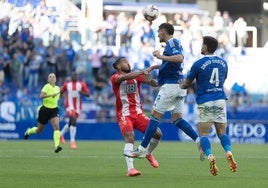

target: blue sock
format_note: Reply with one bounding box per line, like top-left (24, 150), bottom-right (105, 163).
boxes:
top-left (220, 134), bottom-right (231, 152)
top-left (141, 116), bottom-right (160, 148)
top-left (200, 136), bottom-right (211, 156)
top-left (174, 118), bottom-right (198, 141)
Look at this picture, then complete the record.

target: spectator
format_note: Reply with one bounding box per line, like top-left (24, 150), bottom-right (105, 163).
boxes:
top-left (35, 40), bottom-right (47, 65)
top-left (10, 51), bottom-right (23, 89)
top-left (74, 44), bottom-right (88, 79)
top-left (22, 49), bottom-right (32, 85)
top-left (99, 49), bottom-right (116, 78)
top-left (0, 51), bottom-right (8, 82)
top-left (141, 22), bottom-right (156, 46)
top-left (173, 13), bottom-right (183, 26)
top-left (96, 108), bottom-right (109, 123)
top-left (116, 12), bottom-right (129, 47)
top-left (230, 82), bottom-right (250, 112)
top-left (0, 80), bottom-right (8, 103)
top-left (56, 50), bottom-right (68, 85)
top-left (213, 11), bottom-right (224, 36)
top-left (222, 11), bottom-right (233, 28)
top-left (90, 48), bottom-right (102, 79)
top-left (16, 88), bottom-right (34, 120)
top-left (28, 51), bottom-right (42, 89)
top-left (93, 73), bottom-right (109, 103)
top-left (233, 17), bottom-right (248, 54)
top-left (46, 46), bottom-right (57, 76)
top-left (65, 42), bottom-right (76, 72)
top-left (104, 14), bottom-right (117, 46)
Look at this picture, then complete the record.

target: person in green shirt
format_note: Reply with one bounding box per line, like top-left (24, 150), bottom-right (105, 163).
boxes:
top-left (24, 73), bottom-right (62, 153)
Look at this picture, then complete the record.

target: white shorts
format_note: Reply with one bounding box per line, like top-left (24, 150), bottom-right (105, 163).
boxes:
top-left (153, 84), bottom-right (187, 114)
top-left (197, 99), bottom-right (227, 123)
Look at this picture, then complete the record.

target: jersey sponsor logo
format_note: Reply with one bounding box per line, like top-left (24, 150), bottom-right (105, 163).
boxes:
top-left (206, 88), bottom-right (223, 92)
top-left (204, 106), bottom-right (224, 111)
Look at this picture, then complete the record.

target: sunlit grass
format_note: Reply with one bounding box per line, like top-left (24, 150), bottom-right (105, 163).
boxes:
top-left (0, 141), bottom-right (267, 188)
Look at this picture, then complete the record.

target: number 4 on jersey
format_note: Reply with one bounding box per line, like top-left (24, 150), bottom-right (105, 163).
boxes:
top-left (209, 68), bottom-right (219, 87)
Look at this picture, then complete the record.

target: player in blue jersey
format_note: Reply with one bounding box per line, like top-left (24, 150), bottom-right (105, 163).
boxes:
top-left (180, 36), bottom-right (237, 176)
top-left (124, 23), bottom-right (199, 160)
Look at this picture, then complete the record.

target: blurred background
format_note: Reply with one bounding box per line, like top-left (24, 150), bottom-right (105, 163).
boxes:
top-left (0, 0), bottom-right (268, 143)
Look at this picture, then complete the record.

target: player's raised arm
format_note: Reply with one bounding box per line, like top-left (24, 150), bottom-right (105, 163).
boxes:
top-left (116, 70), bottom-right (147, 83)
top-left (143, 74), bottom-right (158, 87)
top-left (153, 50), bottom-right (183, 63)
top-left (112, 57), bottom-right (148, 83)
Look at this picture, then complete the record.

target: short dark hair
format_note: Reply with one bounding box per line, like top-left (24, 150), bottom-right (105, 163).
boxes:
top-left (112, 57), bottom-right (125, 69)
top-left (203, 36), bottom-right (218, 53)
top-left (159, 23), bottom-right (174, 35)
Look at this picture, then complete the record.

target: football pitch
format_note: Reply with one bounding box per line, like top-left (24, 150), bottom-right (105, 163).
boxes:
top-left (0, 140), bottom-right (267, 188)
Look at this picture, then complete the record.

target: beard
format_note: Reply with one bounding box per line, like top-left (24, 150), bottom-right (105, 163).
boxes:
top-left (124, 69), bottom-right (131, 73)
top-left (201, 48), bottom-right (205, 55)
top-left (122, 67), bottom-right (131, 73)
top-left (159, 38), bottom-right (164, 43)
top-left (121, 63), bottom-right (131, 73)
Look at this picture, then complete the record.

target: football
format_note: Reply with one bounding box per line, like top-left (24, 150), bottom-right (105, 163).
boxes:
top-left (142, 4), bottom-right (159, 21)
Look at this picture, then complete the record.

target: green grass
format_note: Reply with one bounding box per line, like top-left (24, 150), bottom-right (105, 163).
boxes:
top-left (0, 140), bottom-right (267, 188)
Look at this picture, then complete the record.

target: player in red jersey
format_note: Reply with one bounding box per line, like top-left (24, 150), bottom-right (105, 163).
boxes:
top-left (60, 72), bottom-right (90, 149)
top-left (110, 57), bottom-right (162, 177)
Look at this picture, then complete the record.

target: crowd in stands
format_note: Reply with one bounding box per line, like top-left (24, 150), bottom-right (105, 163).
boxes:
top-left (0, 1), bottom-right (265, 122)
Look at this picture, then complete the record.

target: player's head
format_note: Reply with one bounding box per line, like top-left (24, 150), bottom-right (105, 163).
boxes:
top-left (113, 57), bottom-right (131, 73)
top-left (158, 23), bottom-right (174, 42)
top-left (47, 73), bottom-right (56, 84)
top-left (71, 72), bottom-right (78, 82)
top-left (202, 36), bottom-right (218, 55)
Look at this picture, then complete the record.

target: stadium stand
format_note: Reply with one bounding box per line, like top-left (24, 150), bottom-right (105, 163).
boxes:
top-left (0, 0), bottom-right (267, 124)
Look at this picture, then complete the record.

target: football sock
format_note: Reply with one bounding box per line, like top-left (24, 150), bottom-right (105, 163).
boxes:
top-left (174, 118), bottom-right (198, 141)
top-left (60, 123), bottom-right (69, 136)
top-left (53, 130), bottom-right (60, 148)
top-left (124, 143), bottom-right (134, 170)
top-left (200, 136), bottom-right (212, 156)
top-left (141, 116), bottom-right (160, 148)
top-left (219, 134), bottom-right (232, 152)
top-left (195, 136), bottom-right (200, 144)
top-left (27, 127), bottom-right (37, 135)
top-left (147, 138), bottom-right (159, 154)
top-left (70, 126), bottom-right (77, 142)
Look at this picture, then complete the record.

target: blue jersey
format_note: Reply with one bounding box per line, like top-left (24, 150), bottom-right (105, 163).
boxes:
top-left (186, 55), bottom-right (228, 104)
top-left (158, 38), bottom-right (184, 85)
